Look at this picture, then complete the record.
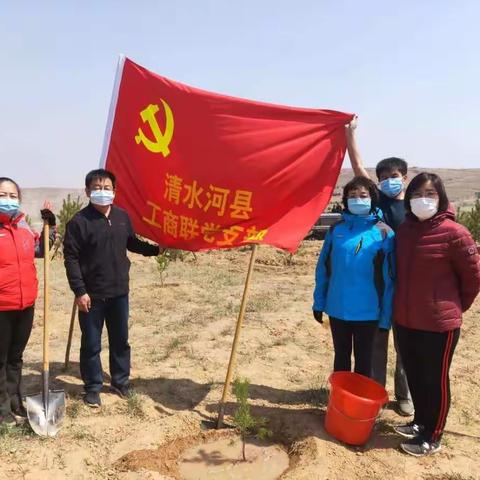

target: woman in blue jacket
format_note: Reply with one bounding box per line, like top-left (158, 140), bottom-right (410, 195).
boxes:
top-left (313, 176), bottom-right (395, 377)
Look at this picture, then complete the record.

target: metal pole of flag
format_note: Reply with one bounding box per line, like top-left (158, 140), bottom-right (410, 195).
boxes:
top-left (217, 244), bottom-right (258, 429)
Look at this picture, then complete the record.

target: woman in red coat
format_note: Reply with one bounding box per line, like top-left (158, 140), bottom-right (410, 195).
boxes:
top-left (393, 172), bottom-right (480, 456)
top-left (0, 177), bottom-right (55, 425)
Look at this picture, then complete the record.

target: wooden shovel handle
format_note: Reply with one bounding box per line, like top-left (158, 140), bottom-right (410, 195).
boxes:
top-left (43, 221), bottom-right (50, 372)
top-left (63, 300), bottom-right (77, 371)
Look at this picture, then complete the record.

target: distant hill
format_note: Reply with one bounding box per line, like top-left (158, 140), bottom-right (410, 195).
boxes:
top-left (332, 168), bottom-right (480, 209)
top-left (20, 188), bottom-right (86, 229)
top-left (19, 168), bottom-right (480, 227)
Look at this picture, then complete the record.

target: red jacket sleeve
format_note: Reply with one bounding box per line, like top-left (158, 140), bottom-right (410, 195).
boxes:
top-left (449, 226), bottom-right (480, 312)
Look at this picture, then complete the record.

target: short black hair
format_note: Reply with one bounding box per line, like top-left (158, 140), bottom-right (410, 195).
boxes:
top-left (85, 169), bottom-right (116, 189)
top-left (342, 176), bottom-right (379, 213)
top-left (376, 157), bottom-right (408, 179)
top-left (0, 177), bottom-right (21, 201)
top-left (404, 172), bottom-right (449, 215)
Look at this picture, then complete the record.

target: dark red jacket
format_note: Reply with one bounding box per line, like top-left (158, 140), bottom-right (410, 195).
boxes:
top-left (0, 212), bottom-right (44, 311)
top-left (394, 208), bottom-right (480, 332)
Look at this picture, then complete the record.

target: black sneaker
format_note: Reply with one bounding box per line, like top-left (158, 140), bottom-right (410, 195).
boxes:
top-left (0, 414), bottom-right (17, 427)
top-left (12, 404), bottom-right (27, 419)
top-left (110, 383), bottom-right (133, 399)
top-left (84, 391), bottom-right (101, 408)
top-left (393, 422), bottom-right (424, 439)
top-left (400, 437), bottom-right (441, 457)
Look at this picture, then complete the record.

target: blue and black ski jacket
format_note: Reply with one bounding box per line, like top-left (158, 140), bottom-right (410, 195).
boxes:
top-left (312, 211), bottom-right (395, 329)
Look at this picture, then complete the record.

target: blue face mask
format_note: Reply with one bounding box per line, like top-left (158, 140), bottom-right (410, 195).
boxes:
top-left (90, 190), bottom-right (115, 206)
top-left (380, 178), bottom-right (404, 198)
top-left (348, 198), bottom-right (371, 216)
top-left (0, 198), bottom-right (20, 217)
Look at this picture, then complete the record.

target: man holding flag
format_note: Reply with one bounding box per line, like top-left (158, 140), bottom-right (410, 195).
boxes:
top-left (64, 169), bottom-right (162, 408)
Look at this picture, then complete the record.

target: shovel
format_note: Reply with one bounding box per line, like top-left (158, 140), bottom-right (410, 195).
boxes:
top-left (26, 221), bottom-right (65, 437)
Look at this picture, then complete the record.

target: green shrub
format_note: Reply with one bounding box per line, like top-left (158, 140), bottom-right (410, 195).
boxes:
top-left (155, 248), bottom-right (196, 285)
top-left (52, 194), bottom-right (84, 258)
top-left (232, 377), bottom-right (272, 461)
top-left (155, 252), bottom-right (170, 286)
top-left (458, 200), bottom-right (480, 243)
top-left (57, 194), bottom-right (84, 238)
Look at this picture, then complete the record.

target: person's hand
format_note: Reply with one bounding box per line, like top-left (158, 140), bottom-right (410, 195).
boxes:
top-left (40, 200), bottom-right (56, 226)
top-left (40, 209), bottom-right (56, 226)
top-left (313, 310), bottom-right (323, 324)
top-left (345, 115), bottom-right (358, 133)
top-left (76, 294), bottom-right (91, 313)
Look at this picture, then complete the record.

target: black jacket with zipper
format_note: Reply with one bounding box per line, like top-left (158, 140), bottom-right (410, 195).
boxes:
top-left (64, 203), bottom-right (159, 298)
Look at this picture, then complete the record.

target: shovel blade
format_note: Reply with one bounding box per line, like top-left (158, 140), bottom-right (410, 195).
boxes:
top-left (26, 390), bottom-right (66, 437)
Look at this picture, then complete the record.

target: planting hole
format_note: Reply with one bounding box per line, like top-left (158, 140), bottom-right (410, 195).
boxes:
top-left (179, 435), bottom-right (289, 480)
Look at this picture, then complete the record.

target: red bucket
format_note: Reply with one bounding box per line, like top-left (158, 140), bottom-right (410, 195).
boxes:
top-left (325, 372), bottom-right (388, 445)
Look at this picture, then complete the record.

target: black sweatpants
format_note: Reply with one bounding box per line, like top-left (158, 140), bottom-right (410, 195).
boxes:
top-left (0, 307), bottom-right (34, 416)
top-left (329, 317), bottom-right (378, 377)
top-left (396, 323), bottom-right (460, 443)
top-left (371, 326), bottom-right (411, 401)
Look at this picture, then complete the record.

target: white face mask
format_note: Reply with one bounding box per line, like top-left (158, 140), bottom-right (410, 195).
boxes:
top-left (90, 190), bottom-right (115, 206)
top-left (411, 197), bottom-right (438, 221)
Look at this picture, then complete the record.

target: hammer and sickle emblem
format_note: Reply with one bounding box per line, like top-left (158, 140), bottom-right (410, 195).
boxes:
top-left (135, 99), bottom-right (174, 157)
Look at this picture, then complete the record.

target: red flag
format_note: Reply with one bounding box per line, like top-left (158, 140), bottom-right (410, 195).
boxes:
top-left (102, 57), bottom-right (353, 252)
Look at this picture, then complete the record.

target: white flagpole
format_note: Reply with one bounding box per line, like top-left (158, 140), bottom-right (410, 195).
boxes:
top-left (99, 54), bottom-right (126, 168)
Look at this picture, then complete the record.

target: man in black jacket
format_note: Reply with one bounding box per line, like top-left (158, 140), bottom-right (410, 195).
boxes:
top-left (64, 169), bottom-right (161, 407)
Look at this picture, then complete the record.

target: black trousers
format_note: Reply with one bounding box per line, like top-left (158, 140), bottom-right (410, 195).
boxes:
top-left (329, 317), bottom-right (378, 377)
top-left (371, 326), bottom-right (411, 401)
top-left (0, 307), bottom-right (34, 416)
top-left (79, 295), bottom-right (130, 393)
top-left (396, 323), bottom-right (460, 442)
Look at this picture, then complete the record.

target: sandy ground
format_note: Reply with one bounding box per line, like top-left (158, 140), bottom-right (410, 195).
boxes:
top-left (0, 242), bottom-right (479, 480)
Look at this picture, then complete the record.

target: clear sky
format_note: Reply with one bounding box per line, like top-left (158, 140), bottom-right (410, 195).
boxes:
top-left (1, 1), bottom-right (479, 187)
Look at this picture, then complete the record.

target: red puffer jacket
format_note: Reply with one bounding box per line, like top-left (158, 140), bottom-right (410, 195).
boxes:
top-left (0, 212), bottom-right (41, 311)
top-left (394, 207), bottom-right (480, 332)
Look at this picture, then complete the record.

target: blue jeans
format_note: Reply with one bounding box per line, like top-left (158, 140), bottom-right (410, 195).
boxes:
top-left (79, 295), bottom-right (130, 393)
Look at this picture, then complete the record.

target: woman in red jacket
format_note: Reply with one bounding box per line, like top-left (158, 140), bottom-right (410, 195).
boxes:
top-left (0, 177), bottom-right (55, 425)
top-left (393, 172), bottom-right (480, 457)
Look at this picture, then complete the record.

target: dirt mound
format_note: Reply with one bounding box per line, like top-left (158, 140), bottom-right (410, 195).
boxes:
top-left (115, 430), bottom-right (232, 479)
top-left (179, 436), bottom-right (289, 480)
top-left (114, 426), bottom-right (318, 480)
